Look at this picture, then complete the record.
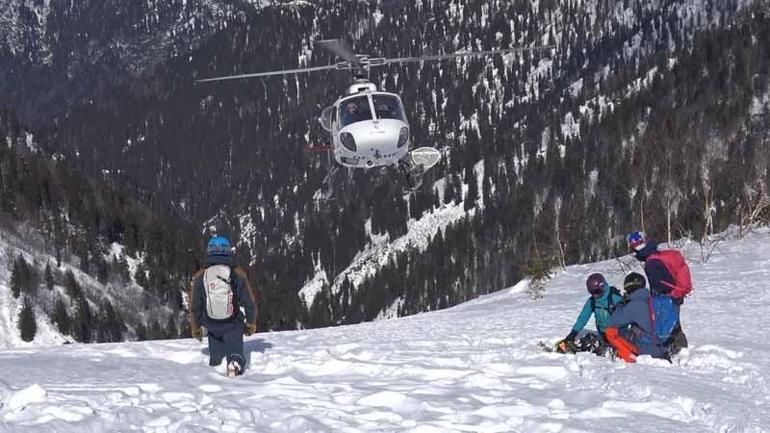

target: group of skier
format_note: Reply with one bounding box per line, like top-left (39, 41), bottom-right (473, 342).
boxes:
top-left (185, 229), bottom-right (693, 377)
top-left (555, 231), bottom-right (692, 362)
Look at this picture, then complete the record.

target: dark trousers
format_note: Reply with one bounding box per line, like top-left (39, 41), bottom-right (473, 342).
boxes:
top-left (207, 321), bottom-right (245, 369)
top-left (667, 322), bottom-right (688, 355)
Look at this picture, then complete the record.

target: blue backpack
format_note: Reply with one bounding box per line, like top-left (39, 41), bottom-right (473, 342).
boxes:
top-left (649, 295), bottom-right (679, 344)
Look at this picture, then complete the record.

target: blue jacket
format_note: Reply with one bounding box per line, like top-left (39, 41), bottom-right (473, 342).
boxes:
top-left (571, 283), bottom-right (623, 335)
top-left (634, 242), bottom-right (675, 297)
top-left (608, 287), bottom-right (665, 358)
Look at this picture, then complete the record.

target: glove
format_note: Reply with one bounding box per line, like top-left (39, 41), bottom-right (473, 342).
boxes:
top-left (554, 339), bottom-right (577, 354)
top-left (244, 322), bottom-right (257, 336)
top-left (554, 330), bottom-right (579, 353)
top-left (191, 326), bottom-right (203, 342)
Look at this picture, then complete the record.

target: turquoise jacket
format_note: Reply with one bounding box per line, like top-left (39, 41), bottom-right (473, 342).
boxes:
top-left (571, 283), bottom-right (623, 335)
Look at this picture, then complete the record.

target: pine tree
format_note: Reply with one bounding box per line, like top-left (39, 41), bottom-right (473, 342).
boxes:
top-left (150, 320), bottom-right (162, 340)
top-left (524, 250), bottom-right (554, 301)
top-left (116, 255), bottom-right (130, 283)
top-left (179, 319), bottom-right (192, 339)
top-left (165, 316), bottom-right (178, 338)
top-left (96, 256), bottom-right (109, 284)
top-left (134, 262), bottom-right (149, 288)
top-left (18, 298), bottom-right (37, 342)
top-left (72, 297), bottom-right (93, 343)
top-left (64, 270), bottom-right (82, 299)
top-left (51, 298), bottom-right (71, 335)
top-left (135, 323), bottom-right (148, 341)
top-left (308, 286), bottom-right (331, 329)
top-left (44, 263), bottom-right (55, 291)
top-left (9, 258), bottom-right (23, 299)
top-left (10, 256), bottom-right (32, 298)
top-left (99, 299), bottom-right (126, 342)
top-left (464, 165), bottom-right (479, 211)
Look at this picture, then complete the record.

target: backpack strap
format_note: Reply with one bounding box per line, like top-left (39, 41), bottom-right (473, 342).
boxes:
top-left (608, 286), bottom-right (620, 312)
top-left (647, 296), bottom-right (660, 347)
top-left (591, 286), bottom-right (621, 313)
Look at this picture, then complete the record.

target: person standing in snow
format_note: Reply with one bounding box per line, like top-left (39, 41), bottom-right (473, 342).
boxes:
top-left (627, 231), bottom-right (689, 355)
top-left (188, 235), bottom-right (257, 377)
top-left (555, 273), bottom-right (623, 355)
top-left (604, 272), bottom-right (668, 362)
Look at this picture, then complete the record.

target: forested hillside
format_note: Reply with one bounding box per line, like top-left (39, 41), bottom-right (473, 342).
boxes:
top-left (0, 111), bottom-right (200, 345)
top-left (1, 0), bottom-right (768, 335)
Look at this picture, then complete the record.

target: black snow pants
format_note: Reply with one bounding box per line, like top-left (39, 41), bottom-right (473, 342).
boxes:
top-left (207, 320), bottom-right (245, 369)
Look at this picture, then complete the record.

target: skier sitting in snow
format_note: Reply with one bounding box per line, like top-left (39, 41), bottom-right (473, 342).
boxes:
top-left (188, 235), bottom-right (257, 377)
top-left (555, 273), bottom-right (623, 355)
top-left (604, 272), bottom-right (668, 363)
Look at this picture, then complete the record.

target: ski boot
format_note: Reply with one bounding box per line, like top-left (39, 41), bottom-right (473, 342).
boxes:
top-left (226, 360), bottom-right (242, 378)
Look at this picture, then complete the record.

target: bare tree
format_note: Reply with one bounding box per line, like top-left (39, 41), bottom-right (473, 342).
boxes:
top-left (738, 186), bottom-right (770, 239)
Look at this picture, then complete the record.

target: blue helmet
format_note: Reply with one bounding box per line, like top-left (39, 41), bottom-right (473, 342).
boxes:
top-left (206, 235), bottom-right (232, 257)
top-left (626, 231), bottom-right (646, 252)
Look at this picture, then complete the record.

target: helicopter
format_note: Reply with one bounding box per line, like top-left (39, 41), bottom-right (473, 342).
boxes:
top-left (197, 39), bottom-right (551, 199)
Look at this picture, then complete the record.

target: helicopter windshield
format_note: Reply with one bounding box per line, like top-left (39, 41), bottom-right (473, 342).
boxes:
top-left (372, 94), bottom-right (405, 121)
top-left (339, 96), bottom-right (372, 127)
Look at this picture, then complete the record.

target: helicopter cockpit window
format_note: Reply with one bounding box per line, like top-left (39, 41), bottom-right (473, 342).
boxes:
top-left (340, 97), bottom-right (372, 127)
top-left (372, 94), bottom-right (404, 121)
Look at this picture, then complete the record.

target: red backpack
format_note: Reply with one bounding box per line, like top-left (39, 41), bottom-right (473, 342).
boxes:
top-left (647, 249), bottom-right (693, 299)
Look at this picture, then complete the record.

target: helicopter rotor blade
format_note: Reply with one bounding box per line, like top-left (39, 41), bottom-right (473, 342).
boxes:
top-left (381, 46), bottom-right (554, 66)
top-left (315, 39), bottom-right (362, 70)
top-left (196, 64), bottom-right (344, 83)
top-left (195, 45), bottom-right (554, 83)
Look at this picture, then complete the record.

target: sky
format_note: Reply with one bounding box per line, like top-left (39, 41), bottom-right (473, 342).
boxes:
top-left (1, 227), bottom-right (769, 432)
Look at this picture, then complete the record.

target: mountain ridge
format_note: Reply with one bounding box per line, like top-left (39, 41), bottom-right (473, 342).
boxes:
top-left (0, 0), bottom-right (768, 334)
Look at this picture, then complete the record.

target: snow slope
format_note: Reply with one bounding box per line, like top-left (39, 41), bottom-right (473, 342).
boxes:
top-left (1, 228), bottom-right (769, 432)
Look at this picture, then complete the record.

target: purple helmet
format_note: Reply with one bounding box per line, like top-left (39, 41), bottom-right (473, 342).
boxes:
top-left (585, 273), bottom-right (606, 296)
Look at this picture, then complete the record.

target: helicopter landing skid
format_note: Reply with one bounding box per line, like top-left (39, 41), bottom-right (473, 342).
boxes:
top-left (312, 148), bottom-right (339, 201)
top-left (398, 147), bottom-right (441, 195)
top-left (399, 158), bottom-right (424, 194)
top-left (322, 164), bottom-right (339, 200)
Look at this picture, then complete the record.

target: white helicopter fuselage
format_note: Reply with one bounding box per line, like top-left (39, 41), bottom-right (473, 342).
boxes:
top-left (320, 87), bottom-right (410, 169)
top-left (335, 118), bottom-right (408, 168)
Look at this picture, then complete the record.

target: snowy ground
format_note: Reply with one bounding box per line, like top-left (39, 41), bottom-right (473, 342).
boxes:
top-left (1, 229), bottom-right (769, 432)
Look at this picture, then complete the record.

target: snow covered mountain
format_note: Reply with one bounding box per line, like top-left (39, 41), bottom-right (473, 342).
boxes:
top-left (1, 227), bottom-right (768, 432)
top-left (2, 0), bottom-right (769, 334)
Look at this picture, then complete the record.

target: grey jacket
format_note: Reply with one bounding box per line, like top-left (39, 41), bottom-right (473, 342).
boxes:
top-left (608, 288), bottom-right (665, 358)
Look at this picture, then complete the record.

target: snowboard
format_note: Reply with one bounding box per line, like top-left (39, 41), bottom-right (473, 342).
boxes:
top-left (537, 341), bottom-right (558, 353)
top-left (538, 340), bottom-right (616, 359)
